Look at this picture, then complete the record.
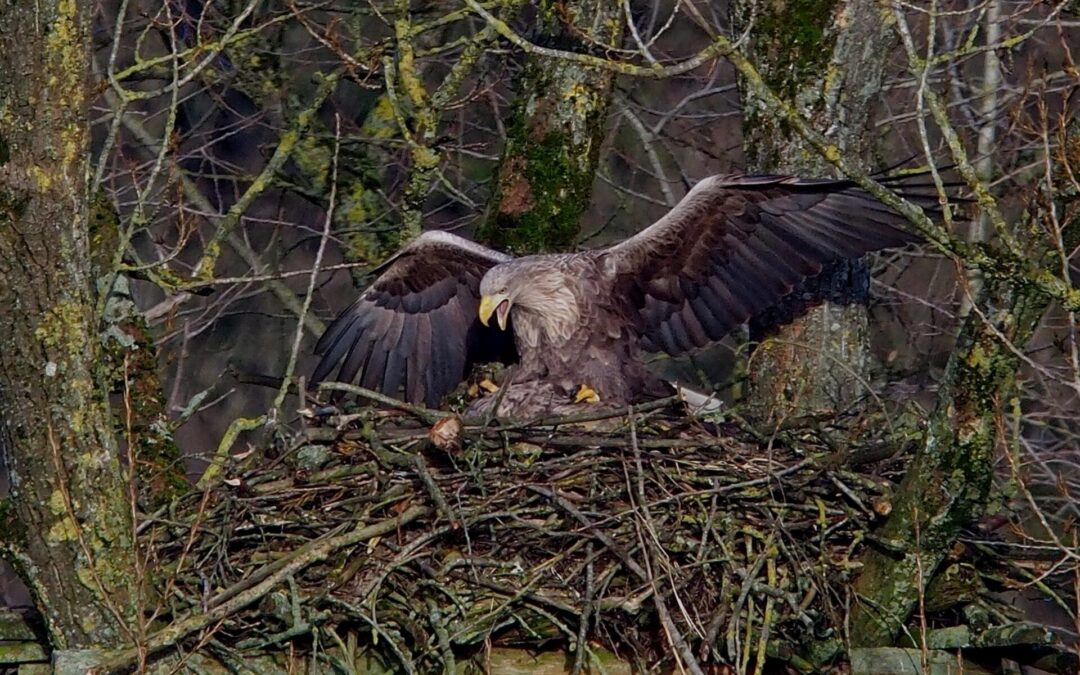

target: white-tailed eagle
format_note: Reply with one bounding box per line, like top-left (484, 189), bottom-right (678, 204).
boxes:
top-left (312, 174), bottom-right (932, 417)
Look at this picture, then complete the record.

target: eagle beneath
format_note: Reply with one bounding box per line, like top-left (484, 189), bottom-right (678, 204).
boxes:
top-left (312, 173), bottom-right (931, 418)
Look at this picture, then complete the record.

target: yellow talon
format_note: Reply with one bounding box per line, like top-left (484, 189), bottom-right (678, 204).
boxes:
top-left (479, 378), bottom-right (500, 393)
top-left (574, 384), bottom-right (600, 404)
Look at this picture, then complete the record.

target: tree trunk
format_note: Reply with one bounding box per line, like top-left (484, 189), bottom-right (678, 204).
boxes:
top-left (0, 0), bottom-right (135, 652)
top-left (476, 0), bottom-right (624, 252)
top-left (732, 0), bottom-right (893, 422)
top-left (849, 277), bottom-right (1048, 646)
top-left (849, 125), bottom-right (1079, 645)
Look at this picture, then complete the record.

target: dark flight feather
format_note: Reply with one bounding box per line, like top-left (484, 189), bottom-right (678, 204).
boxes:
top-left (603, 174), bottom-right (930, 356)
top-left (312, 231), bottom-right (516, 406)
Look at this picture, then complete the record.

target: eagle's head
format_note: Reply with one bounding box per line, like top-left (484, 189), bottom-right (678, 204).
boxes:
top-left (477, 262), bottom-right (525, 331)
top-left (478, 259), bottom-right (579, 334)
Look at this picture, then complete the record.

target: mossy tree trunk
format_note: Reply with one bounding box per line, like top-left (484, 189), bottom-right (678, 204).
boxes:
top-left (732, 0), bottom-right (893, 422)
top-left (477, 0), bottom-right (625, 252)
top-left (90, 196), bottom-right (185, 510)
top-left (0, 0), bottom-right (135, 653)
top-left (849, 136), bottom-right (1079, 645)
top-left (849, 277), bottom-right (1048, 646)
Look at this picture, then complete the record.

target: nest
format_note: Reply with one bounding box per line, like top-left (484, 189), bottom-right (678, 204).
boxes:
top-left (143, 401), bottom-right (1052, 673)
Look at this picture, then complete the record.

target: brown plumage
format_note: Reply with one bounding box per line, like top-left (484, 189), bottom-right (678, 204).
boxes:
top-left (313, 173), bottom-right (933, 417)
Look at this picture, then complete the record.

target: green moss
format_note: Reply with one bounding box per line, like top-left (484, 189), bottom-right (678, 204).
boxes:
top-left (477, 75), bottom-right (605, 253)
top-left (86, 192), bottom-right (185, 504)
top-left (475, 0), bottom-right (621, 253)
top-left (755, 0), bottom-right (838, 99)
top-left (478, 125), bottom-right (591, 252)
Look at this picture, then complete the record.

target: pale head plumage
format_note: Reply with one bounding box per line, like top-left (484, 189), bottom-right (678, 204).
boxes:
top-left (479, 257), bottom-right (582, 342)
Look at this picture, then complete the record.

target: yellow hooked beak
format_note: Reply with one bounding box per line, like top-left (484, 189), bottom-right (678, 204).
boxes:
top-left (478, 293), bottom-right (511, 331)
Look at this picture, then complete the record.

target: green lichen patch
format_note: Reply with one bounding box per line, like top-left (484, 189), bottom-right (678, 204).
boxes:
top-left (478, 69), bottom-right (610, 253)
top-left (754, 0), bottom-right (839, 100)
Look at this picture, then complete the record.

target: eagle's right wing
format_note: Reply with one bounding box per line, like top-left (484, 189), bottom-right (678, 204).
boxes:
top-left (312, 231), bottom-right (516, 407)
top-left (602, 174), bottom-right (937, 355)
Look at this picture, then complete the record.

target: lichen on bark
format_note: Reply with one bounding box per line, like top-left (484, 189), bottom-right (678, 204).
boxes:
top-left (90, 195), bottom-right (186, 506)
top-left (849, 148), bottom-right (1078, 646)
top-left (477, 0), bottom-right (625, 253)
top-left (732, 0), bottom-right (893, 422)
top-left (850, 277), bottom-right (1048, 646)
top-left (0, 0), bottom-right (136, 650)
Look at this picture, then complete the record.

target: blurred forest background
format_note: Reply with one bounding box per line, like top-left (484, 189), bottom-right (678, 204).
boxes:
top-left (1, 0), bottom-right (1079, 672)
top-left (79, 0), bottom-right (1080, 479)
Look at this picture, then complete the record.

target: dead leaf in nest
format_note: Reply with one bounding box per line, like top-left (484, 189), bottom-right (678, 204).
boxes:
top-left (367, 535), bottom-right (381, 553)
top-left (479, 378), bottom-right (499, 393)
top-left (334, 439), bottom-right (364, 457)
top-left (467, 382), bottom-right (480, 398)
top-left (224, 477), bottom-right (242, 487)
top-left (871, 497), bottom-right (892, 517)
top-left (428, 416), bottom-right (463, 452)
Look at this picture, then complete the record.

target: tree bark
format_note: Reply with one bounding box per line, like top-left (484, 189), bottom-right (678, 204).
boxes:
top-left (732, 0), bottom-right (894, 422)
top-left (849, 124), bottom-right (1079, 646)
top-left (0, 0), bottom-right (135, 651)
top-left (477, 0), bottom-right (624, 252)
top-left (849, 277), bottom-right (1048, 646)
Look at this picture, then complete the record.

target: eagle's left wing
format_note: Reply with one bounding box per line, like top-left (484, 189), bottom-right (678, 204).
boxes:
top-left (312, 231), bottom-right (516, 407)
top-left (601, 174), bottom-right (933, 355)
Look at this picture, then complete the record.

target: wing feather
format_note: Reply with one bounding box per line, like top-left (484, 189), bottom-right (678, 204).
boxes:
top-left (380, 312), bottom-right (409, 394)
top-left (312, 230), bottom-right (516, 405)
top-left (603, 173), bottom-right (932, 355)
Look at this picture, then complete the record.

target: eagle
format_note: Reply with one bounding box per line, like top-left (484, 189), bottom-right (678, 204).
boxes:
top-left (312, 173), bottom-right (933, 418)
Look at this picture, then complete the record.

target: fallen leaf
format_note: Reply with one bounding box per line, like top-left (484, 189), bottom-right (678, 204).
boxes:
top-left (428, 416), bottom-right (463, 452)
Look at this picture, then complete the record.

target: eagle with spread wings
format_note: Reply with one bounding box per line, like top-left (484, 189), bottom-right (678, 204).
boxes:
top-left (312, 173), bottom-right (932, 417)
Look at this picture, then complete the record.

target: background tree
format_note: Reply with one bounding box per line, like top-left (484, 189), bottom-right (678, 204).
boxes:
top-left (0, 0), bottom-right (137, 658)
top-left (733, 0), bottom-right (894, 422)
top-left (477, 0), bottom-right (625, 251)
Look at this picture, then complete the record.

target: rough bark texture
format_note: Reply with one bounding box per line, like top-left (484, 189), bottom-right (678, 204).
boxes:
top-left (0, 0), bottom-right (135, 650)
top-left (848, 128), bottom-right (1079, 646)
top-left (476, 0), bottom-right (624, 252)
top-left (849, 278), bottom-right (1048, 646)
top-left (90, 196), bottom-right (185, 509)
top-left (732, 0), bottom-right (893, 422)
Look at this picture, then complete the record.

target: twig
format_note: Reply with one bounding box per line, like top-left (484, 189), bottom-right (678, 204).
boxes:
top-left (95, 506), bottom-right (431, 673)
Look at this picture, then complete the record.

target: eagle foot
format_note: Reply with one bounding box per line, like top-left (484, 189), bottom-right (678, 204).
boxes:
top-left (574, 384), bottom-right (601, 404)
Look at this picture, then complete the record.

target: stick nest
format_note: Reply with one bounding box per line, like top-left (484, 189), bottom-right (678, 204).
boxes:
top-left (145, 403), bottom-right (1033, 672)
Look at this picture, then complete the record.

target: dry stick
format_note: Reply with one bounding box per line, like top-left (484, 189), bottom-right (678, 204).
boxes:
top-left (305, 427), bottom-right (709, 449)
top-left (317, 382), bottom-right (452, 423)
top-left (530, 483), bottom-right (710, 672)
top-left (629, 412), bottom-right (707, 675)
top-left (571, 542), bottom-right (595, 675)
top-left (528, 485), bottom-right (648, 578)
top-left (461, 0), bottom-right (732, 78)
top-left (273, 114), bottom-right (342, 417)
top-left (315, 382), bottom-right (683, 429)
top-left (414, 454), bottom-right (460, 529)
top-left (495, 395), bottom-right (681, 429)
top-left (106, 89), bottom-right (327, 337)
top-left (94, 506), bottom-right (431, 673)
top-left (190, 69), bottom-right (342, 279)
